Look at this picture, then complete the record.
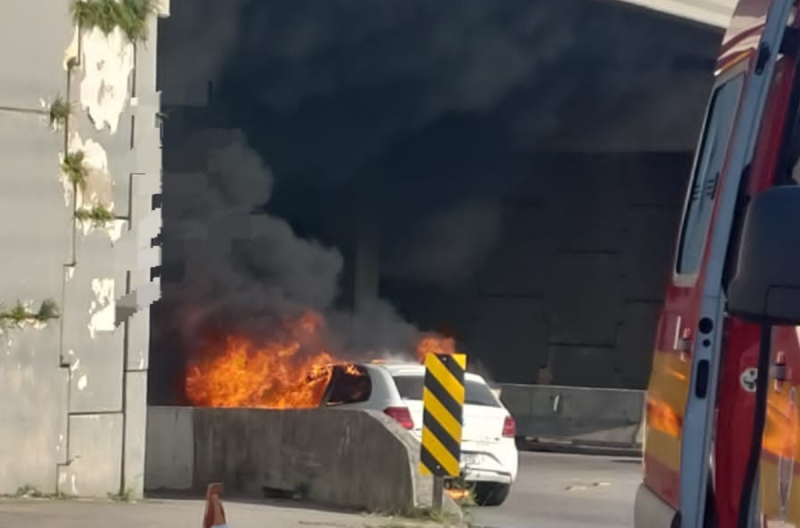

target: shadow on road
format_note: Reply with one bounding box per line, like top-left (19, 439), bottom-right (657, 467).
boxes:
top-left (518, 442), bottom-right (643, 459)
top-left (610, 458), bottom-right (642, 465)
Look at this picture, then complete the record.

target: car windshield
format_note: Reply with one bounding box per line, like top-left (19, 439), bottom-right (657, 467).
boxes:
top-left (392, 375), bottom-right (500, 407)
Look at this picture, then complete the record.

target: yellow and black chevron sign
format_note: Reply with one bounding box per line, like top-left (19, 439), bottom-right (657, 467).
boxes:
top-left (419, 353), bottom-right (467, 477)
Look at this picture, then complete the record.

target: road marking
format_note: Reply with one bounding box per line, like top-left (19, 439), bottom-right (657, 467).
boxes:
top-left (565, 481), bottom-right (613, 492)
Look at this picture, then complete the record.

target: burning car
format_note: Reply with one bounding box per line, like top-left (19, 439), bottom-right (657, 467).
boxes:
top-left (183, 317), bottom-right (515, 505)
top-left (318, 360), bottom-right (519, 507)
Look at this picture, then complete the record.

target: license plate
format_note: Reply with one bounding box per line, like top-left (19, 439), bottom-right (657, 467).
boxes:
top-left (461, 454), bottom-right (480, 466)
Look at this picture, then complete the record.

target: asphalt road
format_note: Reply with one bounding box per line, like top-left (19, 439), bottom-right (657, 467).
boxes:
top-left (0, 452), bottom-right (641, 528)
top-left (473, 452), bottom-right (641, 528)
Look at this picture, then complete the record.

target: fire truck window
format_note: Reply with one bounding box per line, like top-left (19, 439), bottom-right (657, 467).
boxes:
top-left (325, 366), bottom-right (372, 405)
top-left (677, 73), bottom-right (745, 276)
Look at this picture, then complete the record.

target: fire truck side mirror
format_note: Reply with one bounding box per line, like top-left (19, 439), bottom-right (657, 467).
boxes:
top-left (728, 185), bottom-right (800, 326)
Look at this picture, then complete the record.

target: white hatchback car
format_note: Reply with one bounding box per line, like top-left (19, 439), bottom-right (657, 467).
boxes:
top-left (315, 360), bottom-right (519, 506)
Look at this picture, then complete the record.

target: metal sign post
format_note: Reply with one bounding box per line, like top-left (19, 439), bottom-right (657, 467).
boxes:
top-left (418, 352), bottom-right (467, 511)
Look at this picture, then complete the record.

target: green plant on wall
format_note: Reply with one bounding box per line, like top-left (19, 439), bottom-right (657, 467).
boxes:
top-left (71, 0), bottom-right (159, 42)
top-left (49, 96), bottom-right (72, 128)
top-left (0, 299), bottom-right (61, 329)
top-left (61, 151), bottom-right (89, 190)
top-left (75, 204), bottom-right (115, 227)
top-left (6, 302), bottom-right (28, 323)
top-left (36, 299), bottom-right (60, 321)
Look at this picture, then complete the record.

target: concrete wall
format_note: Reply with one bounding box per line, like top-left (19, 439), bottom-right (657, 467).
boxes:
top-left (145, 406), bottom-right (458, 515)
top-left (500, 384), bottom-right (646, 449)
top-left (143, 406), bottom-right (195, 491)
top-left (386, 152), bottom-right (691, 389)
top-left (0, 1), bottom-right (165, 497)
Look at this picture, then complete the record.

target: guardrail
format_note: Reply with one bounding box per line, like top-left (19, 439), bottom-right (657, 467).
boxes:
top-left (144, 406), bottom-right (460, 516)
top-left (497, 384), bottom-right (646, 453)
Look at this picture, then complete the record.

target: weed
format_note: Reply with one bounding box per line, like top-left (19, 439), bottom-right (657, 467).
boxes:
top-left (49, 96), bottom-right (72, 127)
top-left (108, 487), bottom-right (134, 502)
top-left (15, 485), bottom-right (44, 498)
top-left (71, 0), bottom-right (159, 42)
top-left (61, 151), bottom-right (89, 189)
top-left (400, 506), bottom-right (461, 525)
top-left (36, 299), bottom-right (60, 321)
top-left (7, 302), bottom-right (29, 323)
top-left (0, 300), bottom-right (60, 328)
top-left (75, 204), bottom-right (115, 227)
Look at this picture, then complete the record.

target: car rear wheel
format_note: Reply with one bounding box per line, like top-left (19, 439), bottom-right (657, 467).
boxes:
top-left (473, 482), bottom-right (510, 506)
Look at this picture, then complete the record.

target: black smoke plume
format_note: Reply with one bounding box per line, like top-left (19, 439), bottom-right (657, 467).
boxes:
top-left (152, 0), bottom-right (721, 401)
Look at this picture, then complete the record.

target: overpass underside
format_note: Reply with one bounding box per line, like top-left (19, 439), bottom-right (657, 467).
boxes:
top-left (152, 0), bottom-right (725, 405)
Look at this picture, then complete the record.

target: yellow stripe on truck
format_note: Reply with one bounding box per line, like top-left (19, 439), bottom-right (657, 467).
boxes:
top-left (645, 426), bottom-right (682, 473)
top-left (647, 351), bottom-right (691, 423)
top-left (643, 351), bottom-right (689, 470)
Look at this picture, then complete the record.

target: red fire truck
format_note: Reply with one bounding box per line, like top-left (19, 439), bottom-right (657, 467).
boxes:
top-left (635, 0), bottom-right (800, 527)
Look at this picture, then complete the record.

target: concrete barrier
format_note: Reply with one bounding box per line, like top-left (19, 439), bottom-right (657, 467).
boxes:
top-left (144, 406), bottom-right (459, 516)
top-left (144, 406), bottom-right (195, 491)
top-left (498, 384), bottom-right (646, 451)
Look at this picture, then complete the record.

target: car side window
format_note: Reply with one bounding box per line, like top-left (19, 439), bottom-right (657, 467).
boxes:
top-left (676, 73), bottom-right (745, 276)
top-left (325, 365), bottom-right (372, 406)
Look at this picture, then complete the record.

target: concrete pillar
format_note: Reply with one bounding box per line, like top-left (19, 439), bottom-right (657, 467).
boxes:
top-left (353, 216), bottom-right (381, 313)
top-left (0, 1), bottom-right (165, 499)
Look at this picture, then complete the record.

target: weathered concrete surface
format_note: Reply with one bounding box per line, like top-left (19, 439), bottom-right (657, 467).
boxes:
top-left (0, 0), bottom-right (74, 496)
top-left (0, 0), bottom-right (165, 498)
top-left (0, 498), bottom-right (453, 528)
top-left (144, 407), bottom-right (195, 491)
top-left (500, 384), bottom-right (646, 449)
top-left (145, 406), bottom-right (460, 516)
top-left (192, 408), bottom-right (416, 512)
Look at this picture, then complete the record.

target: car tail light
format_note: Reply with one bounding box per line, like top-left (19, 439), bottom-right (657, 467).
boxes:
top-left (384, 407), bottom-right (414, 429)
top-left (502, 415), bottom-right (516, 437)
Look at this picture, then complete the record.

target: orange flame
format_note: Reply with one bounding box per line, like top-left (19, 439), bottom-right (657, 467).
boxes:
top-left (185, 312), bottom-right (459, 408)
top-left (185, 312), bottom-right (338, 409)
top-left (416, 335), bottom-right (457, 363)
top-left (447, 488), bottom-right (471, 501)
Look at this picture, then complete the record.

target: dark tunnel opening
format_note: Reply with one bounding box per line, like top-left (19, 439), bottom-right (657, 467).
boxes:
top-left (149, 0), bottom-right (723, 406)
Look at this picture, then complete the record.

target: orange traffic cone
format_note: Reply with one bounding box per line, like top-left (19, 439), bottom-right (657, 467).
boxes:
top-left (202, 483), bottom-right (228, 528)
